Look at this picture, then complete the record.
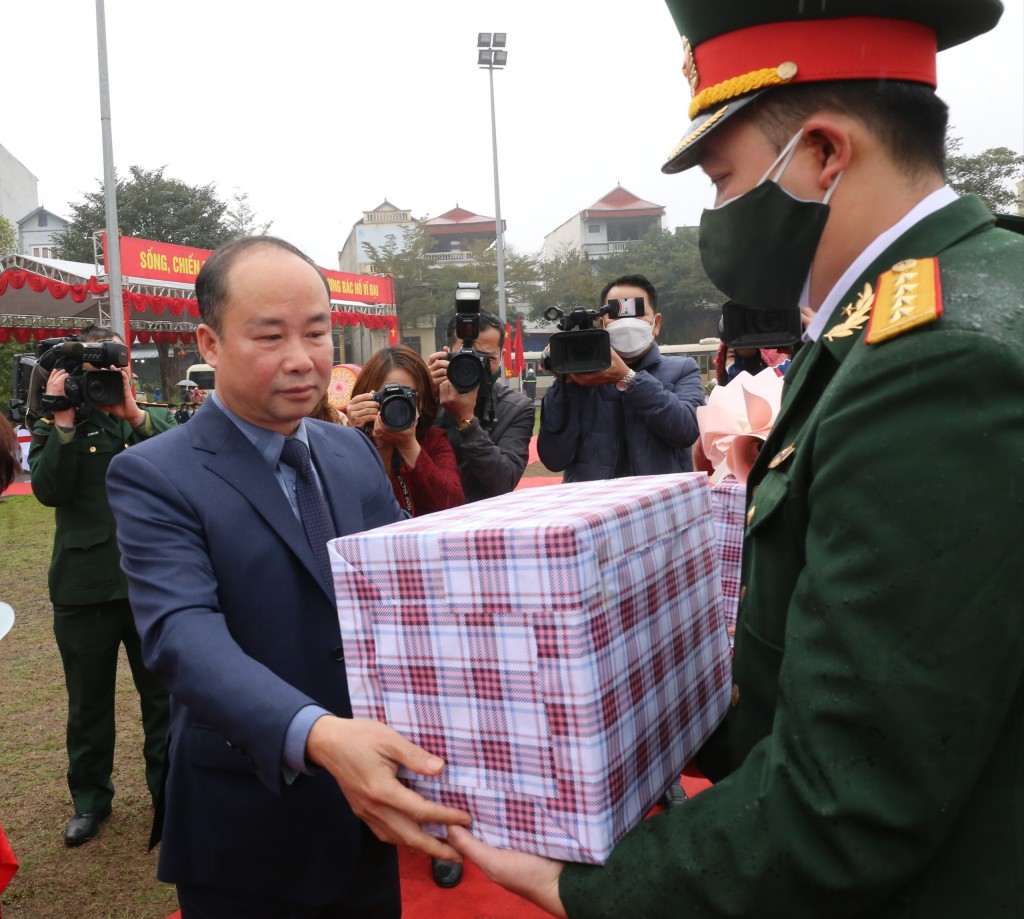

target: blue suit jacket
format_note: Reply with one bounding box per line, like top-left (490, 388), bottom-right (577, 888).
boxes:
top-left (106, 400), bottom-right (404, 902)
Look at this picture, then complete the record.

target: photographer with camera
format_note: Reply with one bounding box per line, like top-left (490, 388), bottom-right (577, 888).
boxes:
top-left (425, 287), bottom-right (533, 890)
top-left (427, 286), bottom-right (533, 504)
top-left (27, 324), bottom-right (173, 847)
top-left (537, 274), bottom-right (704, 482)
top-left (347, 345), bottom-right (464, 517)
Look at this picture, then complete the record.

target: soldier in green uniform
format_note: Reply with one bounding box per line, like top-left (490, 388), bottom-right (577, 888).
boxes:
top-left (29, 325), bottom-right (175, 847)
top-left (449, 1), bottom-right (1024, 916)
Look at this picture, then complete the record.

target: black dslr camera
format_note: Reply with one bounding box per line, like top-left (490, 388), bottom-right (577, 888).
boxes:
top-left (372, 382), bottom-right (418, 432)
top-left (542, 305), bottom-right (610, 374)
top-left (22, 336), bottom-right (129, 424)
top-left (446, 282), bottom-right (491, 394)
top-left (719, 301), bottom-right (802, 350)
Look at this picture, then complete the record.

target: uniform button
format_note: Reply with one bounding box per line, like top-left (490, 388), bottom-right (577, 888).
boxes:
top-left (730, 684), bottom-right (741, 707)
top-left (88, 445), bottom-right (97, 453)
top-left (331, 646), bottom-right (345, 662)
top-left (124, 443), bottom-right (130, 449)
top-left (746, 505), bottom-right (756, 526)
top-left (739, 585), bottom-right (747, 603)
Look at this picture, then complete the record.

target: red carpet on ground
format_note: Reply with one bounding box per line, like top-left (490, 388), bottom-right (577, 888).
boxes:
top-left (164, 773), bottom-right (711, 918)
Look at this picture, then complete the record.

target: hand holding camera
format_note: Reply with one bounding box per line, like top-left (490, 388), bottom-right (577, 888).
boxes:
top-left (31, 337), bottom-right (145, 428)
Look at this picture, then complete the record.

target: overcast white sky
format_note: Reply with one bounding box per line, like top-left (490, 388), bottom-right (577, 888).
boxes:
top-left (4, 0), bottom-right (1022, 268)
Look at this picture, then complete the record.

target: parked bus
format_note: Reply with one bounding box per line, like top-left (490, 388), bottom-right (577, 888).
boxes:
top-left (185, 363), bottom-right (215, 393)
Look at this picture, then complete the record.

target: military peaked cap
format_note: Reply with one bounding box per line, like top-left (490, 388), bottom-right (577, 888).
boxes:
top-left (661, 0), bottom-right (1004, 173)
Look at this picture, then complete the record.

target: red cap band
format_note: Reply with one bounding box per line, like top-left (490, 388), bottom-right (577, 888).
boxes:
top-left (692, 16), bottom-right (938, 104)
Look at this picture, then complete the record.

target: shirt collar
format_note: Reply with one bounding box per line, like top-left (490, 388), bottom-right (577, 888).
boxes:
top-left (211, 391), bottom-right (310, 469)
top-left (803, 186), bottom-right (958, 342)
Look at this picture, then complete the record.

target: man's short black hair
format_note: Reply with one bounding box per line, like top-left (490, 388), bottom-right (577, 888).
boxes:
top-left (600, 275), bottom-right (658, 312)
top-left (196, 236), bottom-right (330, 334)
top-left (747, 80), bottom-right (948, 177)
top-left (79, 324), bottom-right (119, 343)
top-left (446, 310), bottom-right (505, 348)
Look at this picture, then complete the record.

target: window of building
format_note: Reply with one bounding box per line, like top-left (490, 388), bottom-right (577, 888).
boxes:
top-left (588, 224), bottom-right (601, 234)
top-left (32, 246), bottom-right (53, 258)
top-left (38, 211), bottom-right (48, 227)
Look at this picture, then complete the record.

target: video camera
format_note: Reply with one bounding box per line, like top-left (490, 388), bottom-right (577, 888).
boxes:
top-left (719, 301), bottom-right (802, 350)
top-left (542, 297), bottom-right (648, 374)
top-left (17, 336), bottom-right (129, 426)
top-left (372, 382), bottom-right (418, 433)
top-left (446, 282), bottom-right (491, 394)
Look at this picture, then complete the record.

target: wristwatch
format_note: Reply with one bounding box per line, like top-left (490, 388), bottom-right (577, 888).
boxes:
top-left (616, 369), bottom-right (637, 392)
top-left (456, 417), bottom-right (475, 431)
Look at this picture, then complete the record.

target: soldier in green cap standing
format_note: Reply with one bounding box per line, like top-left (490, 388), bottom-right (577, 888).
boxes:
top-left (449, 1), bottom-right (1023, 916)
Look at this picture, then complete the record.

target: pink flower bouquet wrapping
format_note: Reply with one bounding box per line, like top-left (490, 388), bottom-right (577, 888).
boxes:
top-left (697, 368), bottom-right (785, 483)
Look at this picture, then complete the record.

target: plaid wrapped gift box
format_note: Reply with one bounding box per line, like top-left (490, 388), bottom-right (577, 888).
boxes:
top-left (709, 478), bottom-right (746, 641)
top-left (330, 473), bottom-right (732, 864)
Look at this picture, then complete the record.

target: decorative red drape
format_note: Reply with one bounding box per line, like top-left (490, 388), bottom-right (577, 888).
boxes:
top-left (1, 268), bottom-right (398, 341)
top-left (0, 269), bottom-right (107, 303)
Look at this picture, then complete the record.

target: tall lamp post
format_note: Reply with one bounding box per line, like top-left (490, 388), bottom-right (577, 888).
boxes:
top-left (477, 32), bottom-right (508, 327)
top-left (95, 0), bottom-right (123, 340)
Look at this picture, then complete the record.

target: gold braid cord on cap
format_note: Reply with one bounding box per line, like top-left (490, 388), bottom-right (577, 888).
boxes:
top-left (689, 62), bottom-right (798, 119)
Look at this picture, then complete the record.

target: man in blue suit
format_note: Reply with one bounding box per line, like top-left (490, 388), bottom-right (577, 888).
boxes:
top-left (107, 236), bottom-right (470, 917)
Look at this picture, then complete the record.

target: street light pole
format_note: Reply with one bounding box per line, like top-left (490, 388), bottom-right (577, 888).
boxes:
top-left (95, 0), bottom-right (123, 340)
top-left (478, 33), bottom-right (508, 327)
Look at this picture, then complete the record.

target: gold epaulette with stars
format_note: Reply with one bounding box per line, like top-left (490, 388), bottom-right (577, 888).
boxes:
top-left (864, 258), bottom-right (943, 345)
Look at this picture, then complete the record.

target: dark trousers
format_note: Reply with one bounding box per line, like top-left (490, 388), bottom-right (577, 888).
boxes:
top-left (53, 598), bottom-right (169, 815)
top-left (176, 845), bottom-right (401, 918)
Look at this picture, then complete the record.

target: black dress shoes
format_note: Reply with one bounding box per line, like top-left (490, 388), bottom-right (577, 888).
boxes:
top-left (431, 857), bottom-right (464, 888)
top-left (660, 782), bottom-right (687, 809)
top-left (64, 811), bottom-right (107, 847)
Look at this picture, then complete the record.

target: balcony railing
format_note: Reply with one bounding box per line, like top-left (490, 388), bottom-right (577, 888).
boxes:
top-left (422, 250), bottom-right (476, 263)
top-left (583, 240), bottom-right (634, 257)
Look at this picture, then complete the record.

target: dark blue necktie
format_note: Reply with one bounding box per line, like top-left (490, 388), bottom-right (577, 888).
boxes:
top-left (280, 438), bottom-right (337, 583)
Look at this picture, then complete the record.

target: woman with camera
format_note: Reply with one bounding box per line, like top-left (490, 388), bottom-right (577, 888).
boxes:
top-left (347, 345), bottom-right (464, 517)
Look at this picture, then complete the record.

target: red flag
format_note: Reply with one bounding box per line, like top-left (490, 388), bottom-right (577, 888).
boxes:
top-left (512, 315), bottom-right (526, 377)
top-left (502, 323), bottom-right (514, 378)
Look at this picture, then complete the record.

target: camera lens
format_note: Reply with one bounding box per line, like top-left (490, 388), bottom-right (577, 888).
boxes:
top-left (379, 394), bottom-right (416, 432)
top-left (746, 310), bottom-right (790, 334)
top-left (446, 350), bottom-right (487, 394)
top-left (83, 371), bottom-right (124, 406)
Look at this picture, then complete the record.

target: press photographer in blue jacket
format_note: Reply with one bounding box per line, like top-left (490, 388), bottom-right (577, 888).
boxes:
top-left (537, 275), bottom-right (705, 481)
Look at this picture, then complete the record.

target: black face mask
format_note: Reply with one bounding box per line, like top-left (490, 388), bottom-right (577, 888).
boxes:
top-left (698, 130), bottom-right (841, 311)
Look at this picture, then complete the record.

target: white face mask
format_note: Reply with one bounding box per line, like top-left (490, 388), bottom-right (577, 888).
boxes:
top-left (607, 318), bottom-right (654, 359)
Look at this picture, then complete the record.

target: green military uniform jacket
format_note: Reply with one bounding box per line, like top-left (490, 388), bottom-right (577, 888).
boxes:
top-left (30, 405), bottom-right (177, 607)
top-left (561, 195), bottom-right (1024, 917)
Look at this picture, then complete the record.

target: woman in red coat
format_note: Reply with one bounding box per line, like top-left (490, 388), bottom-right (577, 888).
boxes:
top-left (347, 345), bottom-right (464, 517)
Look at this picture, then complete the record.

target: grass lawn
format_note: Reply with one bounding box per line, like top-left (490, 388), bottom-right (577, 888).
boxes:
top-left (0, 494), bottom-right (177, 919)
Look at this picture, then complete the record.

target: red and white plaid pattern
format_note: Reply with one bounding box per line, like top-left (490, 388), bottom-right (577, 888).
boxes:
top-left (709, 478), bottom-right (746, 641)
top-left (331, 473), bottom-right (732, 864)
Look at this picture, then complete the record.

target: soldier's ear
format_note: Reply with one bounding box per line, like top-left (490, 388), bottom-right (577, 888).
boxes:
top-left (801, 117), bottom-right (851, 191)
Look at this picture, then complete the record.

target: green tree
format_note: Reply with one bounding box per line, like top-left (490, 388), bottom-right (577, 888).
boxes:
top-left (0, 216), bottom-right (19, 257)
top-left (529, 247), bottom-right (602, 323)
top-left (52, 167), bottom-right (269, 399)
top-left (365, 222), bottom-right (540, 348)
top-left (51, 165), bottom-right (234, 263)
top-left (223, 191), bottom-right (273, 239)
top-left (945, 136), bottom-right (1024, 213)
top-left (599, 227), bottom-right (722, 344)
top-left (1, 341), bottom-right (35, 418)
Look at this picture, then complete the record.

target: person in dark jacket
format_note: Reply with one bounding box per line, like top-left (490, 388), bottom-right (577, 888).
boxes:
top-left (29, 325), bottom-right (174, 847)
top-left (537, 275), bottom-right (704, 481)
top-left (428, 312), bottom-right (534, 503)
